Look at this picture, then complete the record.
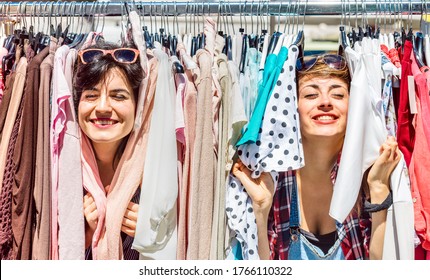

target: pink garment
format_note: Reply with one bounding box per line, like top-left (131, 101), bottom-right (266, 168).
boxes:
top-left (205, 18), bottom-right (222, 158)
top-left (80, 134), bottom-right (107, 259)
top-left (422, 71), bottom-right (430, 151)
top-left (176, 43), bottom-right (198, 260)
top-left (0, 47), bottom-right (8, 104)
top-left (175, 71), bottom-right (187, 224)
top-left (187, 46), bottom-right (215, 259)
top-left (57, 49), bottom-right (85, 260)
top-left (50, 45), bottom-right (70, 260)
top-left (175, 72), bottom-right (186, 145)
top-left (409, 55), bottom-right (430, 253)
top-left (93, 52), bottom-right (158, 259)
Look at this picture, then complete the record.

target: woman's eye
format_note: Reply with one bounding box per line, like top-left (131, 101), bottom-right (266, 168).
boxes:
top-left (304, 93), bottom-right (318, 99)
top-left (332, 93), bottom-right (345, 99)
top-left (83, 94), bottom-right (98, 100)
top-left (112, 94), bottom-right (126, 100)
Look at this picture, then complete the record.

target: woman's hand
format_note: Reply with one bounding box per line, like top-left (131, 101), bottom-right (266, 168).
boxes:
top-left (83, 193), bottom-right (98, 247)
top-left (83, 193), bottom-right (98, 233)
top-left (232, 159), bottom-right (275, 259)
top-left (121, 201), bottom-right (139, 237)
top-left (232, 160), bottom-right (275, 218)
top-left (367, 136), bottom-right (401, 203)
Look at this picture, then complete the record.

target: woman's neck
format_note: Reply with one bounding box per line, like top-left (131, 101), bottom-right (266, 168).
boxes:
top-left (299, 136), bottom-right (343, 182)
top-left (91, 141), bottom-right (121, 187)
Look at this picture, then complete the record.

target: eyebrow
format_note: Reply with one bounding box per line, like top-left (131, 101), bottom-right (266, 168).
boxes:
top-left (302, 84), bottom-right (347, 90)
top-left (109, 88), bottom-right (131, 95)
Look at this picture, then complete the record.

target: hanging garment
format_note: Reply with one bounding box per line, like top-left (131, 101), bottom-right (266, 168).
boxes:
top-left (212, 34), bottom-right (229, 260)
top-left (381, 52), bottom-right (398, 136)
top-left (176, 42), bottom-right (198, 260)
top-left (133, 42), bottom-right (178, 259)
top-left (0, 54), bottom-right (27, 196)
top-left (226, 44), bottom-right (303, 260)
top-left (0, 49), bottom-right (31, 259)
top-left (57, 48), bottom-right (85, 260)
top-left (236, 46), bottom-right (288, 146)
top-left (0, 46), bottom-right (8, 104)
top-left (236, 45), bottom-right (303, 177)
top-left (187, 18), bottom-right (217, 260)
top-left (50, 43), bottom-right (70, 260)
top-left (226, 59), bottom-right (248, 170)
top-left (9, 45), bottom-right (45, 260)
top-left (0, 72), bottom-right (15, 140)
top-left (410, 57), bottom-right (430, 253)
top-left (94, 12), bottom-right (157, 260)
top-left (396, 40), bottom-right (415, 167)
top-left (330, 39), bottom-right (387, 222)
top-left (330, 38), bottom-right (414, 259)
top-left (32, 38), bottom-right (58, 260)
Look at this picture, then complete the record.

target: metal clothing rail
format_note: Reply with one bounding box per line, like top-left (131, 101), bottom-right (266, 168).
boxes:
top-left (1, 1), bottom-right (428, 17)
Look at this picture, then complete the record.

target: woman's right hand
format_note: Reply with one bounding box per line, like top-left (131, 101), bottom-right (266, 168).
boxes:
top-left (231, 160), bottom-right (275, 218)
top-left (83, 193), bottom-right (98, 236)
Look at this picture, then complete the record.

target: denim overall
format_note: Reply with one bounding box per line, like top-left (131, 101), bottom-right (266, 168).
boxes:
top-left (288, 184), bottom-right (345, 260)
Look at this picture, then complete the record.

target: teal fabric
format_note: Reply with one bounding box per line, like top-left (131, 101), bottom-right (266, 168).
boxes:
top-left (236, 46), bottom-right (289, 146)
top-left (247, 48), bottom-right (261, 118)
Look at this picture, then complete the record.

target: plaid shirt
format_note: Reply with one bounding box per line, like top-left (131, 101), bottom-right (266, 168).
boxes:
top-left (268, 163), bottom-right (372, 260)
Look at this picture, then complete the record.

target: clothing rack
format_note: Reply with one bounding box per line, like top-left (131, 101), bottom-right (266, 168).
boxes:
top-left (1, 1), bottom-right (428, 17)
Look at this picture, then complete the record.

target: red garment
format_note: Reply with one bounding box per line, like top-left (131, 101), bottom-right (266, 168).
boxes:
top-left (388, 48), bottom-right (401, 68)
top-left (410, 56), bottom-right (430, 255)
top-left (380, 44), bottom-right (401, 68)
top-left (396, 40), bottom-right (415, 166)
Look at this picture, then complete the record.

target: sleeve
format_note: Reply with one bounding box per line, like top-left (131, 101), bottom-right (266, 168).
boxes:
top-left (359, 207), bottom-right (372, 259)
top-left (267, 205), bottom-right (278, 260)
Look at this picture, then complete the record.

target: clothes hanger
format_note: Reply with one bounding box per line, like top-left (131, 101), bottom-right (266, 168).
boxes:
top-left (94, 2), bottom-right (107, 43)
top-left (338, 0), bottom-right (349, 55)
top-left (258, 1), bottom-right (269, 69)
top-left (238, 0), bottom-right (249, 73)
top-left (221, 0), bottom-right (234, 60)
top-left (267, 2), bottom-right (282, 55)
top-left (67, 2), bottom-right (87, 48)
top-left (414, 32), bottom-right (427, 67)
top-left (291, 0), bottom-right (306, 59)
top-left (257, 0), bottom-right (267, 53)
top-left (2, 2), bottom-right (18, 82)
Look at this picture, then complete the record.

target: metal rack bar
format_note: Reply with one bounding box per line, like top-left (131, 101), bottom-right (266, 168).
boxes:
top-left (0, 1), bottom-right (427, 17)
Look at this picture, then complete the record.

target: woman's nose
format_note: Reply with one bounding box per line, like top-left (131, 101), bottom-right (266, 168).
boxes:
top-left (318, 93), bottom-right (333, 108)
top-left (95, 95), bottom-right (112, 113)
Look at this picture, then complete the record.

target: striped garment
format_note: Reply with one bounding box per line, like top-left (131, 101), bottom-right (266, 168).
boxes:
top-left (268, 161), bottom-right (372, 260)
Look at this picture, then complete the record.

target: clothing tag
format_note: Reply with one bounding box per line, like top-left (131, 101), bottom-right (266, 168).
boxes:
top-left (407, 75), bottom-right (418, 114)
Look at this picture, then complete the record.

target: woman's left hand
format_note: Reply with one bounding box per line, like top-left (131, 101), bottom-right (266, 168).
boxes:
top-left (121, 201), bottom-right (139, 237)
top-left (367, 136), bottom-right (401, 203)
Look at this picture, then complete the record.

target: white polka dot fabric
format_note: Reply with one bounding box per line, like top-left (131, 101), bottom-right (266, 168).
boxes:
top-left (226, 44), bottom-right (304, 259)
top-left (238, 45), bottom-right (304, 177)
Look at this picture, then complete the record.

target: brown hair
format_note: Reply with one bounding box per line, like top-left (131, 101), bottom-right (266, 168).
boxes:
top-left (74, 41), bottom-right (144, 170)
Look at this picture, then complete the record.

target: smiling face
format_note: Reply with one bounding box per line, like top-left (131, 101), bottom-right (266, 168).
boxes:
top-left (297, 76), bottom-right (349, 142)
top-left (78, 67), bottom-right (136, 147)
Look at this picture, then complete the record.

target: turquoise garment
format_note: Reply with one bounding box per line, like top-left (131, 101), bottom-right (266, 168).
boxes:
top-left (226, 238), bottom-right (244, 260)
top-left (241, 48), bottom-right (261, 119)
top-left (247, 48), bottom-right (261, 118)
top-left (236, 46), bottom-right (288, 146)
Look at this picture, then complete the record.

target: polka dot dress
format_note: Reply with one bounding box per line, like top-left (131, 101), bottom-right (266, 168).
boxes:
top-left (226, 45), bottom-right (304, 259)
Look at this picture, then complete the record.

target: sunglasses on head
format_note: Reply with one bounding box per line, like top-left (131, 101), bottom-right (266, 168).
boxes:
top-left (78, 48), bottom-right (140, 65)
top-left (296, 54), bottom-right (347, 72)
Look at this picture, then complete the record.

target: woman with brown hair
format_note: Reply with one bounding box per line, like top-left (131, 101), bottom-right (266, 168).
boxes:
top-left (232, 54), bottom-right (400, 260)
